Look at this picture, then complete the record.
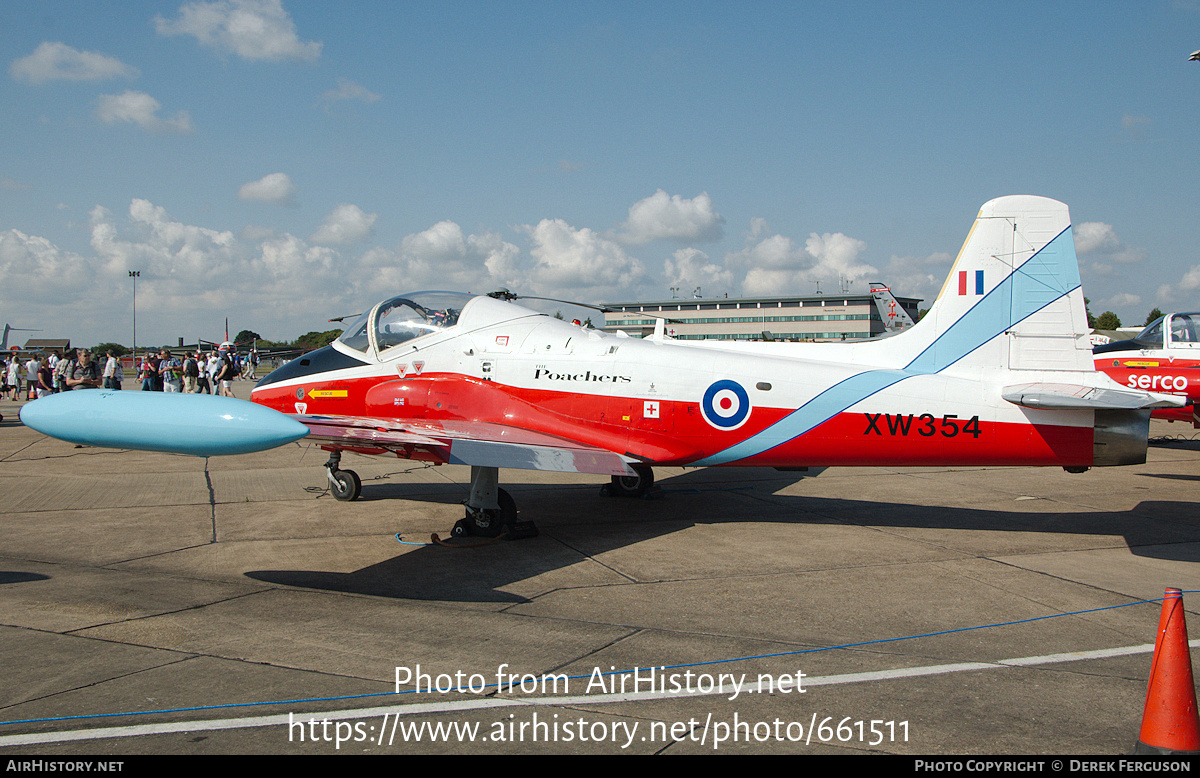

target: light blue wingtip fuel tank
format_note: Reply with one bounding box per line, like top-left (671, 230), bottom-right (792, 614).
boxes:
top-left (18, 390), bottom-right (310, 456)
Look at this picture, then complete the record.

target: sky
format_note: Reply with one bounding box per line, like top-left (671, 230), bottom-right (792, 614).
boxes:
top-left (2, 0), bottom-right (1199, 348)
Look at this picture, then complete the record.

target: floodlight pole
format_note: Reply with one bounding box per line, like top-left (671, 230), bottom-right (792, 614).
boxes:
top-left (129, 270), bottom-right (140, 368)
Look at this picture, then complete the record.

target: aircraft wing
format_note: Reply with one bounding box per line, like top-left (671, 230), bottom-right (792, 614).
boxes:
top-left (1001, 383), bottom-right (1185, 410)
top-left (297, 414), bottom-right (638, 477)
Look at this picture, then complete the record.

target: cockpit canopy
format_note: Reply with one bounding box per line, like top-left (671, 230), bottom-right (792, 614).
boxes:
top-left (337, 291), bottom-right (474, 356)
top-left (1095, 312), bottom-right (1200, 354)
top-left (1135, 313), bottom-right (1199, 349)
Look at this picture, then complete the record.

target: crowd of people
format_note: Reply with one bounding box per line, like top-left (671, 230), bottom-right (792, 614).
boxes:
top-left (136, 346), bottom-right (253, 396)
top-left (1, 349), bottom-right (106, 400)
top-left (0, 346), bottom-right (260, 401)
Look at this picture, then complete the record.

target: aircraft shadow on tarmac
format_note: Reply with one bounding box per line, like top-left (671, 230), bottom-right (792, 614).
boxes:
top-left (0, 571), bottom-right (50, 585)
top-left (244, 467), bottom-right (1200, 603)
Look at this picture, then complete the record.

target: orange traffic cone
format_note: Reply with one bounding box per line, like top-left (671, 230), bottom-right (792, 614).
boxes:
top-left (1133, 588), bottom-right (1200, 754)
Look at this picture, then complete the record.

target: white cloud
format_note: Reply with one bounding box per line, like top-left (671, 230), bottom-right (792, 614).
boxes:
top-left (1158, 264), bottom-right (1200, 305)
top-left (526, 218), bottom-right (645, 296)
top-left (319, 78), bottom-right (380, 105)
top-left (1074, 222), bottom-right (1119, 254)
top-left (726, 223), bottom-right (876, 297)
top-left (310, 204), bottom-right (377, 245)
top-left (96, 91), bottom-right (193, 134)
top-left (617, 190), bottom-right (724, 245)
top-left (1105, 292), bottom-right (1142, 309)
top-left (804, 232), bottom-right (873, 279)
top-left (10, 42), bottom-right (139, 84)
top-left (880, 252), bottom-right (953, 309)
top-left (155, 0), bottom-right (322, 62)
top-left (0, 228), bottom-right (93, 303)
top-left (87, 199), bottom-right (350, 334)
top-left (359, 221), bottom-right (521, 293)
top-left (238, 173), bottom-right (295, 204)
top-left (1121, 114), bottom-right (1151, 136)
top-left (1075, 221), bottom-right (1144, 264)
top-left (663, 248), bottom-right (733, 295)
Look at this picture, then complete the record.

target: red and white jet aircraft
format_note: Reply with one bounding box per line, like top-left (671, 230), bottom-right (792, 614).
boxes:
top-left (1095, 312), bottom-right (1200, 427)
top-left (243, 195), bottom-right (1181, 537)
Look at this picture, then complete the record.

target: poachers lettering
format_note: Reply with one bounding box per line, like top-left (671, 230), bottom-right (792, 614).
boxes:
top-left (533, 368), bottom-right (631, 383)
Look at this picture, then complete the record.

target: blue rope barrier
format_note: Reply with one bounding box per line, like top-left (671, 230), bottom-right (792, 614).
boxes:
top-left (2, 590), bottom-right (1195, 728)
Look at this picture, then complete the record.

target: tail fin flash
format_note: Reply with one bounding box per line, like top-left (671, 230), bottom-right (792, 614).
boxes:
top-left (902, 196), bottom-right (1091, 375)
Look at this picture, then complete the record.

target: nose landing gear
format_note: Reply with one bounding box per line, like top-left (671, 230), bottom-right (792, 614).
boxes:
top-left (324, 450), bottom-right (361, 502)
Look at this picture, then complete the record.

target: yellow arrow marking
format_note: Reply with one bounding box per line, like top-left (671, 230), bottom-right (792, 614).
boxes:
top-left (308, 389), bottom-right (348, 399)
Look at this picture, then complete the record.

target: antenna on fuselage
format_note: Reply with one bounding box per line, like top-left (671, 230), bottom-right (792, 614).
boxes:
top-left (487, 289), bottom-right (614, 314)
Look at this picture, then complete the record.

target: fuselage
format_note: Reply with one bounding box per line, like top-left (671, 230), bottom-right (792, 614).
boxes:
top-left (252, 292), bottom-right (1096, 469)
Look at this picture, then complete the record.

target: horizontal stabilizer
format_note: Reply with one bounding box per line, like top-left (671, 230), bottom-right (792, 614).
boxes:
top-left (1002, 383), bottom-right (1184, 410)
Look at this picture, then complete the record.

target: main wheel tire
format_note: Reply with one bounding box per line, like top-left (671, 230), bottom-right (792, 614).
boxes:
top-left (330, 469), bottom-right (362, 501)
top-left (610, 465), bottom-right (654, 498)
top-left (466, 487), bottom-right (517, 537)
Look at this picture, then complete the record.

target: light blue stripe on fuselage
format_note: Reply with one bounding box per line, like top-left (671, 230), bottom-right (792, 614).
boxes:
top-left (691, 369), bottom-right (910, 465)
top-left (692, 226), bottom-right (1078, 466)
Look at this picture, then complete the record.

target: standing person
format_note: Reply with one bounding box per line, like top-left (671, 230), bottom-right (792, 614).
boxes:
top-left (142, 350), bottom-right (161, 391)
top-left (195, 352), bottom-right (212, 394)
top-left (103, 351), bottom-right (122, 390)
top-left (160, 350), bottom-right (182, 392)
top-left (25, 354), bottom-right (39, 400)
top-left (8, 356), bottom-right (24, 400)
top-left (65, 349), bottom-right (101, 390)
top-left (36, 357), bottom-right (54, 398)
top-left (53, 350), bottom-right (73, 393)
top-left (182, 351), bottom-right (200, 393)
top-left (216, 345), bottom-right (237, 397)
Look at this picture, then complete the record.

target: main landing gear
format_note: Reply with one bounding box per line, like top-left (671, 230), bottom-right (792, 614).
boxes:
top-left (324, 450), bottom-right (362, 502)
top-left (321, 454), bottom-right (535, 539)
top-left (601, 464), bottom-right (657, 499)
top-left (451, 465), bottom-right (538, 540)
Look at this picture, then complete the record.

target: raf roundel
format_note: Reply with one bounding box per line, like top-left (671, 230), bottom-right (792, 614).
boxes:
top-left (701, 379), bottom-right (752, 430)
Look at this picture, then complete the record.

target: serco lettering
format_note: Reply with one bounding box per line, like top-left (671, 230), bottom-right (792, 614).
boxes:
top-left (534, 369), bottom-right (631, 383)
top-left (1126, 374), bottom-right (1189, 392)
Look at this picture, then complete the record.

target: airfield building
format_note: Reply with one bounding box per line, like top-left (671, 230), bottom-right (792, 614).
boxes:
top-left (601, 292), bottom-right (922, 342)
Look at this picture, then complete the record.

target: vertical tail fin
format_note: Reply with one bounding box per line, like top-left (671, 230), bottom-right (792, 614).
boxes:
top-left (898, 196), bottom-right (1091, 375)
top-left (869, 283), bottom-right (916, 333)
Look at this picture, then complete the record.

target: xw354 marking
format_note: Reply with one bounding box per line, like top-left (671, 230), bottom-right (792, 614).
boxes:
top-left (864, 413), bottom-right (982, 438)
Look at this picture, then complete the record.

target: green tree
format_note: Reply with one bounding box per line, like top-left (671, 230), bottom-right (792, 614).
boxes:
top-left (92, 342), bottom-right (129, 357)
top-left (294, 329), bottom-right (342, 350)
top-left (1096, 311), bottom-right (1122, 330)
top-left (1144, 307), bottom-right (1164, 326)
top-left (234, 329), bottom-right (262, 345)
top-left (1084, 297), bottom-right (1096, 329)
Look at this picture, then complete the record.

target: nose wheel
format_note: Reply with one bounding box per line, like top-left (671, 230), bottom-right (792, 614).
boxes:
top-left (324, 450), bottom-right (361, 502)
top-left (329, 468), bottom-right (362, 501)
